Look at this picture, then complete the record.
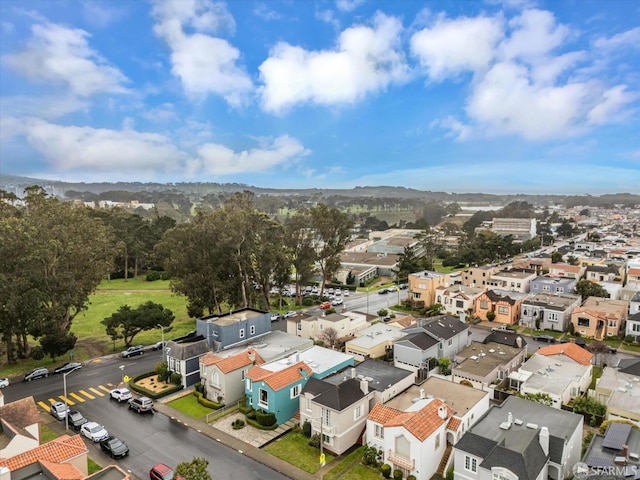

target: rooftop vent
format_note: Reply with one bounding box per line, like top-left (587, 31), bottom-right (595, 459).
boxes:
top-left (526, 423), bottom-right (539, 429)
top-left (514, 419), bottom-right (523, 426)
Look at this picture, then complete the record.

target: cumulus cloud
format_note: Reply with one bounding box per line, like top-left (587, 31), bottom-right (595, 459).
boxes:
top-left (197, 135), bottom-right (310, 174)
top-left (258, 13), bottom-right (409, 113)
top-left (1, 95), bottom-right (89, 119)
top-left (410, 14), bottom-right (504, 80)
top-left (3, 22), bottom-right (128, 97)
top-left (430, 115), bottom-right (472, 141)
top-left (336, 0), bottom-right (365, 12)
top-left (152, 0), bottom-right (253, 106)
top-left (587, 85), bottom-right (635, 125)
top-left (594, 26), bottom-right (640, 50)
top-left (500, 9), bottom-right (569, 61)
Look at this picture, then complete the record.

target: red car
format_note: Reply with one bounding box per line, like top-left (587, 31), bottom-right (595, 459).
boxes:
top-left (150, 464), bottom-right (182, 480)
top-left (319, 302), bottom-right (331, 310)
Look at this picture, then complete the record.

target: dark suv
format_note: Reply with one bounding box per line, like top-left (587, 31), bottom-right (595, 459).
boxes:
top-left (533, 335), bottom-right (556, 343)
top-left (121, 345), bottom-right (145, 358)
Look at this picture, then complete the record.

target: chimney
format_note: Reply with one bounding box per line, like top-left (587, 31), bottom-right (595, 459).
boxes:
top-left (622, 445), bottom-right (629, 458)
top-left (295, 352), bottom-right (300, 363)
top-left (438, 405), bottom-right (448, 420)
top-left (539, 426), bottom-right (549, 456)
top-left (420, 389), bottom-right (425, 399)
top-left (248, 351), bottom-right (256, 363)
top-left (351, 368), bottom-right (357, 379)
top-left (508, 412), bottom-right (513, 427)
top-left (360, 379), bottom-right (369, 395)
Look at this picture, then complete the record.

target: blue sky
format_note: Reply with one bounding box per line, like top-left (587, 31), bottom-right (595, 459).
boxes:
top-left (0, 0), bottom-right (638, 194)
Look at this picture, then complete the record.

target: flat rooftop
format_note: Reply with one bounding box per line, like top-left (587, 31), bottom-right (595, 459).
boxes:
top-left (519, 355), bottom-right (590, 396)
top-left (260, 345), bottom-right (353, 376)
top-left (217, 330), bottom-right (313, 363)
top-left (454, 341), bottom-right (523, 377)
top-left (384, 377), bottom-right (488, 416)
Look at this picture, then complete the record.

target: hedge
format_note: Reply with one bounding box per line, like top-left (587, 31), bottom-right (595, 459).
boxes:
top-left (245, 416), bottom-right (279, 430)
top-left (193, 390), bottom-right (224, 410)
top-left (129, 371), bottom-right (183, 399)
top-left (255, 409), bottom-right (277, 426)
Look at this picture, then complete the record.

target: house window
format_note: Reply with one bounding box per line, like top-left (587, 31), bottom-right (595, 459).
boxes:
top-left (322, 408), bottom-right (331, 427)
top-left (577, 317), bottom-right (590, 327)
top-left (241, 369), bottom-right (246, 380)
top-left (497, 370), bottom-right (504, 380)
top-left (543, 285), bottom-right (550, 291)
top-left (354, 404), bottom-right (363, 420)
top-left (516, 283), bottom-right (521, 289)
top-left (632, 324), bottom-right (640, 333)
top-left (456, 300), bottom-right (464, 308)
top-left (212, 371), bottom-right (220, 388)
top-left (290, 384), bottom-right (300, 399)
top-left (498, 306), bottom-right (508, 315)
top-left (306, 397), bottom-right (312, 411)
top-left (435, 432), bottom-right (441, 450)
top-left (322, 434), bottom-right (332, 446)
top-left (175, 361), bottom-right (181, 374)
top-left (418, 283), bottom-right (426, 289)
top-left (548, 312), bottom-right (558, 322)
top-left (250, 325), bottom-right (255, 335)
top-left (448, 338), bottom-right (453, 346)
top-left (493, 473), bottom-right (513, 480)
top-left (480, 301), bottom-right (488, 310)
top-left (608, 320), bottom-right (617, 327)
top-left (297, 323), bottom-right (302, 331)
top-left (413, 292), bottom-right (422, 299)
top-left (259, 389), bottom-right (268, 408)
top-left (245, 378), bottom-right (251, 391)
top-left (239, 328), bottom-right (245, 339)
top-left (465, 456), bottom-right (478, 473)
top-left (320, 324), bottom-right (323, 330)
top-left (374, 424), bottom-right (384, 439)
top-left (557, 287), bottom-right (564, 293)
top-left (437, 296), bottom-right (442, 303)
top-left (533, 284), bottom-right (538, 289)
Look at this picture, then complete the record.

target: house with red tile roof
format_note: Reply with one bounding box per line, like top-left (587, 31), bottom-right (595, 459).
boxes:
top-left (548, 263), bottom-right (586, 280)
top-left (570, 296), bottom-right (629, 340)
top-left (200, 348), bottom-right (264, 404)
top-left (365, 396), bottom-right (460, 480)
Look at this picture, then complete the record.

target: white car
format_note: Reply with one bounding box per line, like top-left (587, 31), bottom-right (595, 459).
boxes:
top-left (0, 378), bottom-right (9, 388)
top-left (81, 422), bottom-right (109, 442)
top-left (331, 298), bottom-right (344, 306)
top-left (343, 290), bottom-right (350, 297)
top-left (110, 388), bottom-right (133, 402)
top-left (283, 311), bottom-right (296, 318)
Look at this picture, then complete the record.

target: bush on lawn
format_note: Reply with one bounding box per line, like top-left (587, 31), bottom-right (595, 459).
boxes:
top-left (255, 409), bottom-right (277, 427)
top-left (380, 464), bottom-right (392, 478)
top-left (302, 420), bottom-right (312, 437)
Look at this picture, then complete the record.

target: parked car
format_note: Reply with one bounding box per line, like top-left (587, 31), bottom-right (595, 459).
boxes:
top-left (152, 341), bottom-right (166, 351)
top-left (129, 396), bottom-right (154, 414)
top-left (81, 421), bottom-right (109, 442)
top-left (150, 464), bottom-right (182, 480)
top-left (110, 388), bottom-right (133, 402)
top-left (23, 367), bottom-right (49, 382)
top-left (387, 286), bottom-right (399, 292)
top-left (53, 362), bottom-right (82, 374)
top-left (67, 410), bottom-right (88, 430)
top-left (270, 313), bottom-right (281, 322)
top-left (399, 283), bottom-right (409, 290)
top-left (331, 298), bottom-right (343, 306)
top-left (0, 378), bottom-right (9, 388)
top-left (121, 345), bottom-right (145, 358)
top-left (319, 302), bottom-right (331, 310)
top-left (100, 436), bottom-right (129, 458)
top-left (50, 401), bottom-right (69, 420)
top-left (378, 289), bottom-right (389, 295)
top-left (343, 290), bottom-right (350, 297)
top-left (533, 334), bottom-right (556, 343)
top-left (283, 311), bottom-right (296, 318)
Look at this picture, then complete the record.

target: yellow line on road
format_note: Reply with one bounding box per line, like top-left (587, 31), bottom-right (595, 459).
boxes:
top-left (69, 392), bottom-right (85, 402)
top-left (38, 401), bottom-right (51, 412)
top-left (98, 385), bottom-right (111, 393)
top-left (79, 389), bottom-right (95, 400)
top-left (48, 397), bottom-right (56, 404)
top-left (107, 383), bottom-right (114, 387)
top-left (59, 395), bottom-right (75, 406)
top-left (89, 387), bottom-right (104, 396)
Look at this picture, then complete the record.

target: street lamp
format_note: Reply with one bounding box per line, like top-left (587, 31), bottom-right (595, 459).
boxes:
top-left (62, 370), bottom-right (73, 431)
top-left (157, 324), bottom-right (166, 362)
top-left (119, 365), bottom-right (125, 385)
top-left (310, 415), bottom-right (326, 467)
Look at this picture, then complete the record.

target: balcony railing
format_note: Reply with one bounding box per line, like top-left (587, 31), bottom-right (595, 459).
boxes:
top-left (388, 450), bottom-right (414, 470)
top-left (311, 419), bottom-right (336, 436)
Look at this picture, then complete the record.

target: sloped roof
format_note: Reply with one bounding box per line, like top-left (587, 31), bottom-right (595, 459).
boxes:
top-left (371, 398), bottom-right (452, 442)
top-left (166, 335), bottom-right (208, 360)
top-left (396, 332), bottom-right (438, 350)
top-left (447, 416), bottom-right (462, 431)
top-left (313, 378), bottom-right (366, 411)
top-left (247, 361), bottom-right (312, 391)
top-left (368, 403), bottom-right (402, 424)
top-left (0, 396), bottom-right (40, 438)
top-left (480, 428), bottom-right (548, 480)
top-left (537, 343), bottom-right (593, 366)
top-left (419, 315), bottom-right (468, 340)
top-left (200, 348), bottom-right (263, 373)
top-left (0, 435), bottom-right (87, 471)
top-left (40, 459), bottom-right (85, 480)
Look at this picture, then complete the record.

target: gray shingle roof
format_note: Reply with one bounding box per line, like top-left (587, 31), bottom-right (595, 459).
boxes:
top-left (480, 429), bottom-right (548, 480)
top-left (396, 332), bottom-right (438, 350)
top-left (313, 378), bottom-right (365, 411)
top-left (418, 315), bottom-right (468, 340)
top-left (324, 358), bottom-right (412, 392)
top-left (167, 335), bottom-right (208, 360)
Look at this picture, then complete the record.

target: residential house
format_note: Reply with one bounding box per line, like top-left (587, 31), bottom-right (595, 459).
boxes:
top-left (593, 360), bottom-right (640, 426)
top-left (344, 322), bottom-right (405, 362)
top-left (529, 276), bottom-right (579, 296)
top-left (452, 335), bottom-right (527, 389)
top-left (299, 374), bottom-right (375, 456)
top-left (453, 396), bottom-right (583, 480)
top-left (597, 281), bottom-right (624, 300)
top-left (585, 265), bottom-right (622, 283)
top-left (548, 263), bottom-right (586, 280)
top-left (570, 296), bottom-right (629, 340)
top-left (200, 348), bottom-right (264, 405)
top-left (366, 379), bottom-right (491, 480)
top-left (512, 254), bottom-right (552, 275)
top-left (626, 311), bottom-right (640, 342)
top-left (387, 314), bottom-right (418, 329)
top-left (460, 265), bottom-right (500, 289)
top-left (166, 332), bottom-right (209, 388)
top-left (337, 251), bottom-right (400, 286)
top-left (627, 267), bottom-right (640, 287)
top-left (435, 284), bottom-right (485, 319)
top-left (408, 271), bottom-right (451, 309)
top-left (509, 345), bottom-right (593, 409)
top-left (520, 292), bottom-right (582, 331)
top-left (244, 346), bottom-right (355, 424)
top-left (323, 358), bottom-right (415, 405)
top-left (473, 289), bottom-right (528, 326)
top-left (0, 396), bottom-right (40, 458)
top-left (620, 287), bottom-right (640, 312)
top-left (393, 315), bottom-right (470, 373)
top-left (583, 422), bottom-right (640, 475)
top-left (487, 268), bottom-right (537, 293)
top-left (197, 308), bottom-right (272, 351)
top-left (287, 311), bottom-right (373, 342)
top-left (490, 218), bottom-right (537, 241)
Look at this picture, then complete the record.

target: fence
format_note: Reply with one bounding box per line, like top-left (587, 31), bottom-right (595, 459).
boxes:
top-left (205, 400), bottom-right (242, 424)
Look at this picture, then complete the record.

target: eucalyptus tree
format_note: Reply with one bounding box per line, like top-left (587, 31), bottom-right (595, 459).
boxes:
top-left (283, 212), bottom-right (316, 303)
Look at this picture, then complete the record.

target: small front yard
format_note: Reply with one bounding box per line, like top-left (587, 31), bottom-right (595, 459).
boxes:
top-left (263, 432), bottom-right (335, 474)
top-left (136, 374), bottom-right (177, 395)
top-left (324, 446), bottom-right (381, 480)
top-left (167, 393), bottom-right (216, 419)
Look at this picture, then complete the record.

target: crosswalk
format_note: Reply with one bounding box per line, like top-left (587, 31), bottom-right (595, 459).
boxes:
top-left (38, 383), bottom-right (115, 412)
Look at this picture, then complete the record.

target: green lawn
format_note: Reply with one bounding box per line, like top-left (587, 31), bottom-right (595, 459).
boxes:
top-left (97, 277), bottom-right (172, 291)
top-left (324, 447), bottom-right (370, 480)
top-left (167, 394), bottom-right (216, 419)
top-left (40, 424), bottom-right (58, 443)
top-left (337, 464), bottom-right (382, 480)
top-left (87, 459), bottom-right (103, 475)
top-left (264, 432), bottom-right (335, 474)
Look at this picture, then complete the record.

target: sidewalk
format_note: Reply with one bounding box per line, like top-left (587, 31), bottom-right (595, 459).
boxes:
top-left (153, 401), bottom-right (318, 480)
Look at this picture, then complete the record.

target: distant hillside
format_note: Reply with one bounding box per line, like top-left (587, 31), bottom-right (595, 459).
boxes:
top-left (1, 174), bottom-right (638, 207)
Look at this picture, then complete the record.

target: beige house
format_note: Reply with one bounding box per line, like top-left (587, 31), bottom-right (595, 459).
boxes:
top-left (435, 284), bottom-right (485, 318)
top-left (460, 265), bottom-right (500, 288)
top-left (200, 348), bottom-right (263, 404)
top-left (548, 263), bottom-right (586, 279)
top-left (473, 289), bottom-right (527, 326)
top-left (487, 268), bottom-right (537, 293)
top-left (287, 311), bottom-right (373, 342)
top-left (0, 395), bottom-right (40, 458)
top-left (570, 296), bottom-right (629, 340)
top-left (408, 270), bottom-right (451, 308)
top-left (453, 339), bottom-right (527, 389)
top-left (344, 322), bottom-right (405, 361)
top-left (593, 363), bottom-right (640, 426)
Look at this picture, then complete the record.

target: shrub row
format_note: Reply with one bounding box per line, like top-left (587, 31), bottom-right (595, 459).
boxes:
top-left (129, 371), bottom-right (183, 399)
top-left (193, 390), bottom-right (224, 410)
top-left (245, 416), bottom-right (279, 430)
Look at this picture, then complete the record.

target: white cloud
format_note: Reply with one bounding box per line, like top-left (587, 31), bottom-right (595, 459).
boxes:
top-left (197, 135), bottom-right (310, 174)
top-left (152, 0), bottom-right (253, 106)
top-left (587, 85), bottom-right (634, 125)
top-left (21, 119), bottom-right (189, 175)
top-left (0, 116), bottom-right (26, 141)
top-left (82, 0), bottom-right (125, 28)
top-left (336, 0), bottom-right (365, 12)
top-left (258, 13), bottom-right (410, 113)
top-left (141, 103), bottom-right (177, 122)
top-left (3, 22), bottom-right (128, 97)
top-left (594, 26), bottom-right (640, 50)
top-left (0, 95), bottom-right (89, 119)
top-left (500, 9), bottom-right (569, 61)
top-left (253, 3), bottom-right (282, 21)
top-left (431, 115), bottom-right (472, 141)
top-left (410, 14), bottom-right (504, 80)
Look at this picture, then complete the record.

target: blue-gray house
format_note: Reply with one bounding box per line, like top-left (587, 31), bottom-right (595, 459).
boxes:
top-left (530, 275), bottom-right (578, 295)
top-left (197, 308), bottom-right (271, 351)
